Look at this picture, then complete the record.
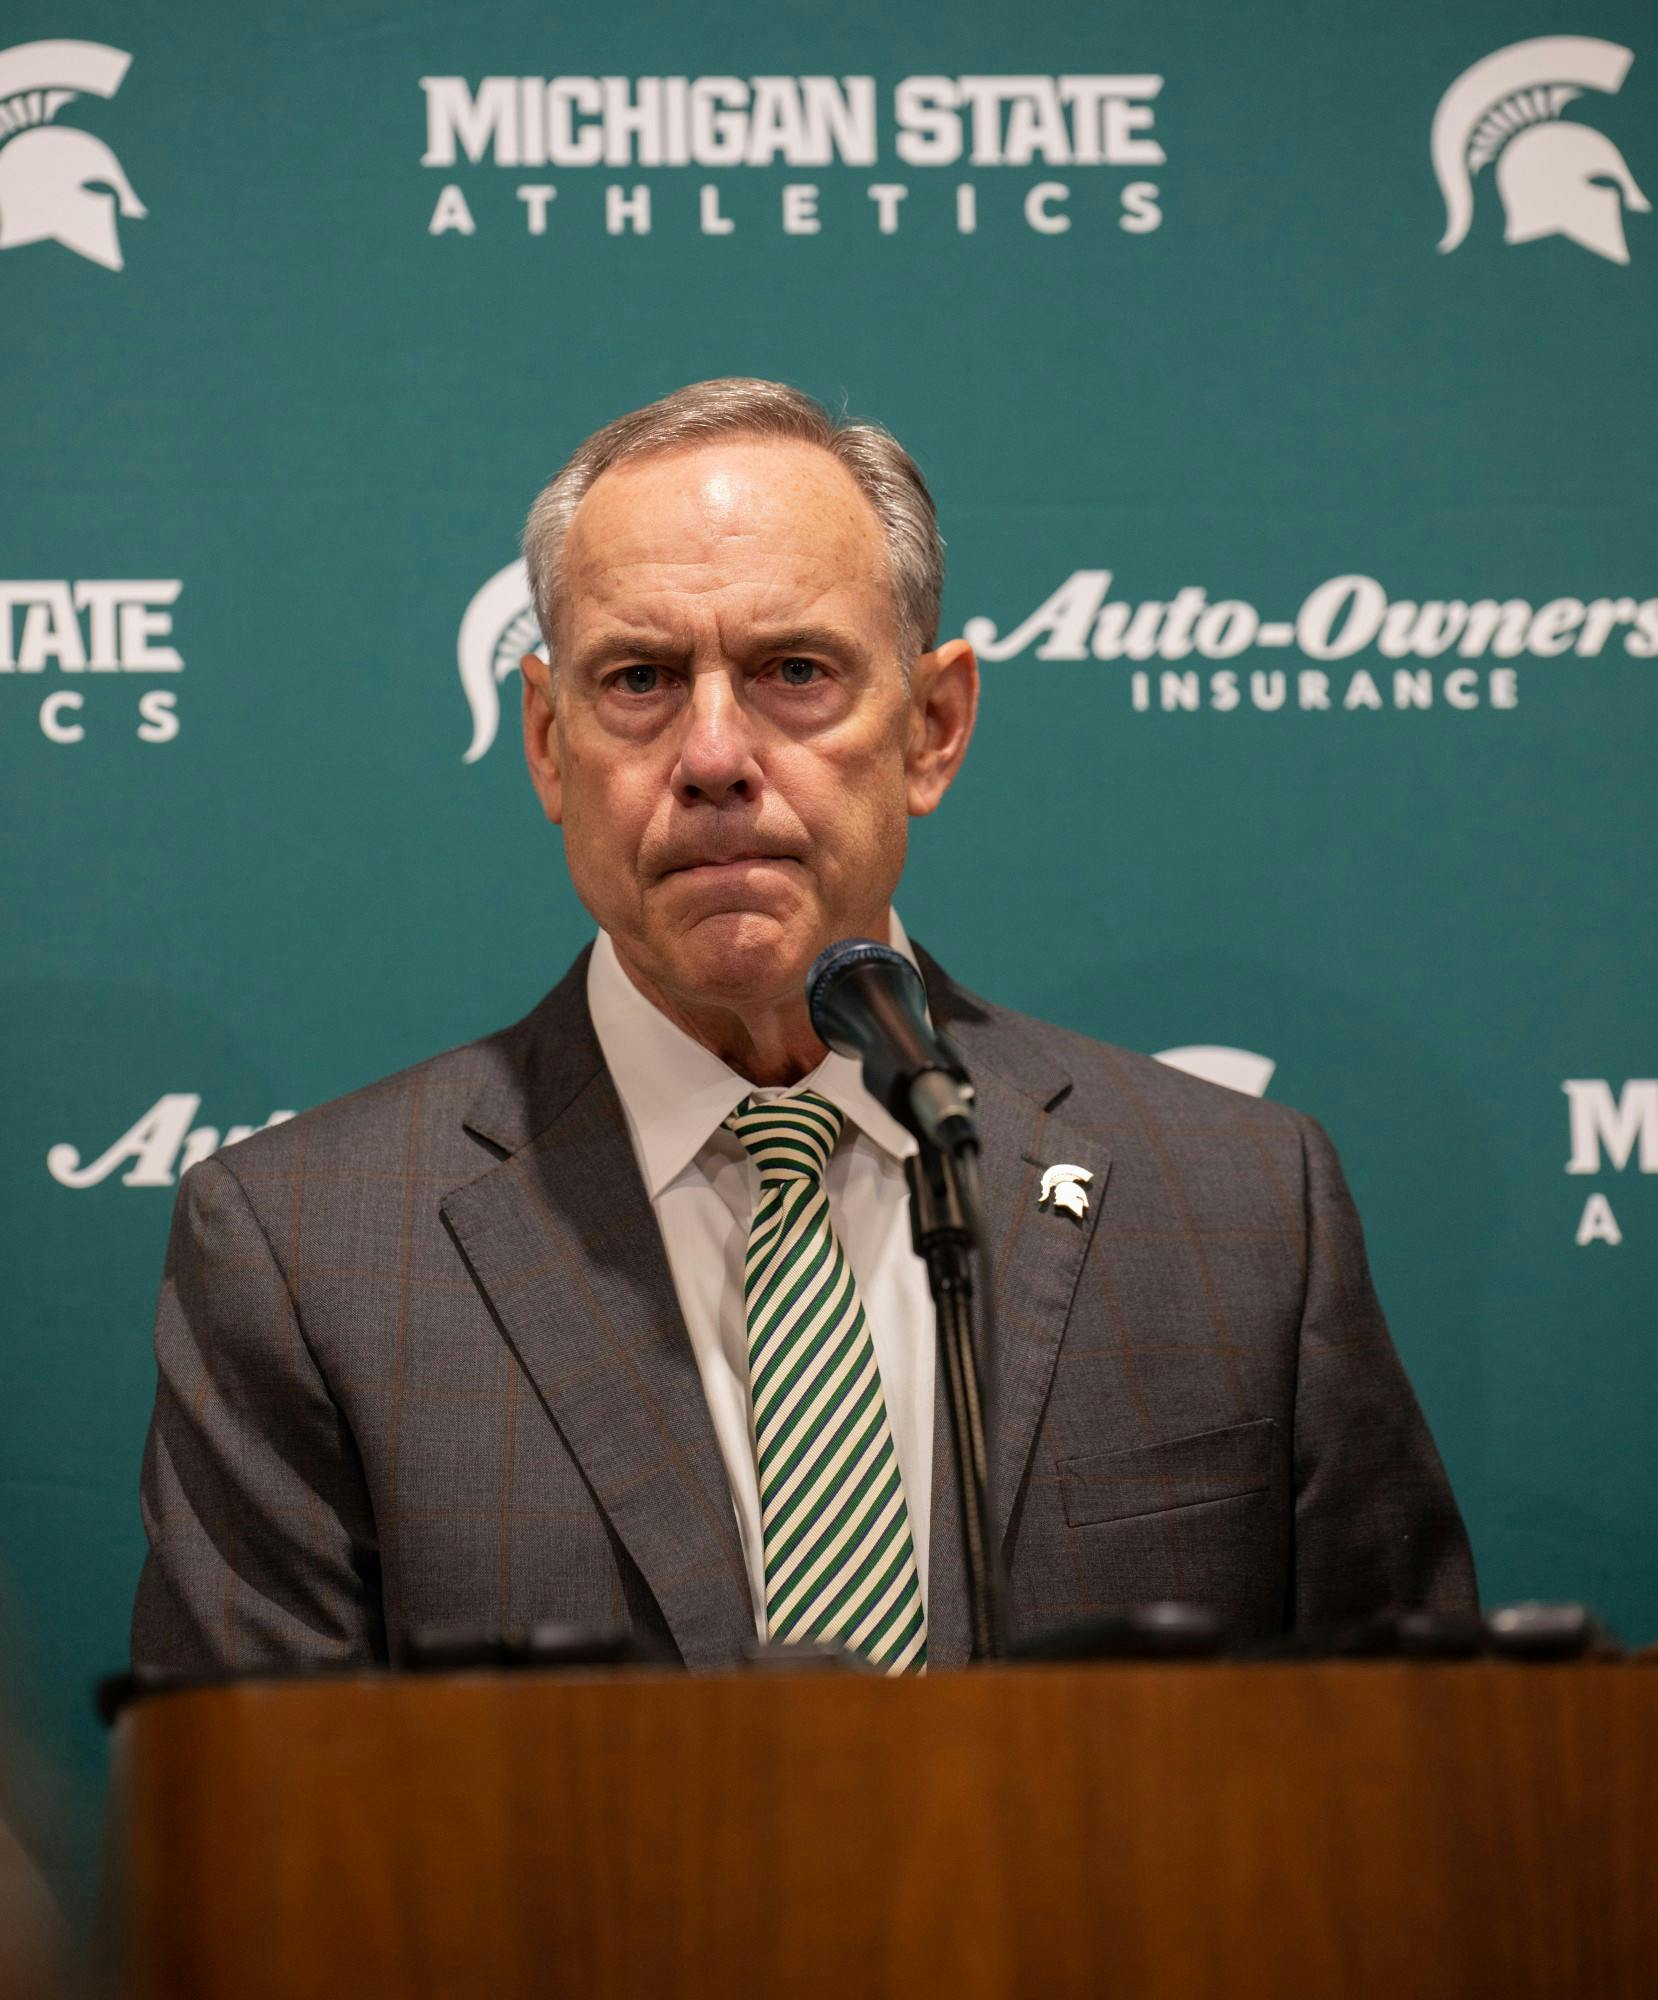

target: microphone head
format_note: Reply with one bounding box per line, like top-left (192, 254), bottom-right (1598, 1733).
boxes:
top-left (806, 937), bottom-right (923, 1053)
top-left (807, 936), bottom-right (975, 1149)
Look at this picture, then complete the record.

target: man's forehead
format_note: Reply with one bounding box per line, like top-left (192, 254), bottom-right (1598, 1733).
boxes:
top-left (564, 437), bottom-right (886, 591)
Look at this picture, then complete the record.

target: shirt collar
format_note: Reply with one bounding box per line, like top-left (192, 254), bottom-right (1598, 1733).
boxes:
top-left (587, 918), bottom-right (923, 1198)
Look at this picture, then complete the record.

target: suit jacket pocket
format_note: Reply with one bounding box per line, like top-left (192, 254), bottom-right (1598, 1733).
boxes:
top-left (1059, 1418), bottom-right (1276, 1529)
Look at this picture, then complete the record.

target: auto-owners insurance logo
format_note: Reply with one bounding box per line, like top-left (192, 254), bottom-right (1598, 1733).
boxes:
top-left (962, 570), bottom-right (1658, 718)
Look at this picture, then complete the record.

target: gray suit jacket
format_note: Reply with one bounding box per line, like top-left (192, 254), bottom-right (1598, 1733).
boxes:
top-left (132, 946), bottom-right (1475, 1676)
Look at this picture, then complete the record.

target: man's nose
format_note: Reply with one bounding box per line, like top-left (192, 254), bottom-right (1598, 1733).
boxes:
top-left (671, 672), bottom-right (763, 806)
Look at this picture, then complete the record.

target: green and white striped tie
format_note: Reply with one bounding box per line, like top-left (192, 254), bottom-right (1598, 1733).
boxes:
top-left (724, 1090), bottom-right (927, 1675)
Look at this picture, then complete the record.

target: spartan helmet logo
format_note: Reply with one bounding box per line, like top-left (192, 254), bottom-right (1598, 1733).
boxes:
top-left (0, 41), bottom-right (146, 270)
top-left (1433, 37), bottom-right (1649, 265)
top-left (1038, 1164), bottom-right (1094, 1221)
top-left (457, 560), bottom-right (545, 763)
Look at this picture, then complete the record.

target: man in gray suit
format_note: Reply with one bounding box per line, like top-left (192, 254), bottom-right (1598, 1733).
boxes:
top-left (133, 379), bottom-right (1475, 1679)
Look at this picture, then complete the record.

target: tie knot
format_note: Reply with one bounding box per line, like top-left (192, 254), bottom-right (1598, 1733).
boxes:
top-left (724, 1089), bottom-right (844, 1183)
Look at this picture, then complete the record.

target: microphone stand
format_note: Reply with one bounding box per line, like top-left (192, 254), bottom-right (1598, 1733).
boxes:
top-left (906, 1137), bottom-right (1006, 1662)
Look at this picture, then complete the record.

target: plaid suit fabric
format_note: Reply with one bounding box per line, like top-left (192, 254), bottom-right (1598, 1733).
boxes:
top-left (132, 947), bottom-right (1475, 1679)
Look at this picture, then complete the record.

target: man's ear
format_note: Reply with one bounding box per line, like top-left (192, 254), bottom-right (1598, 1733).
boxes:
top-left (904, 637), bottom-right (979, 818)
top-left (520, 651), bottom-right (563, 824)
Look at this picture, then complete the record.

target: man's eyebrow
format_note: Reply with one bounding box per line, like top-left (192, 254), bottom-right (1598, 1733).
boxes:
top-left (570, 631), bottom-right (685, 675)
top-left (742, 625), bottom-right (862, 658)
top-left (572, 623), bottom-right (865, 674)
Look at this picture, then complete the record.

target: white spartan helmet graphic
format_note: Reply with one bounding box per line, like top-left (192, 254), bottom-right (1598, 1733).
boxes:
top-left (1038, 1164), bottom-right (1094, 1220)
top-left (457, 560), bottom-right (545, 764)
top-left (0, 41), bottom-right (146, 270)
top-left (1433, 37), bottom-right (1649, 265)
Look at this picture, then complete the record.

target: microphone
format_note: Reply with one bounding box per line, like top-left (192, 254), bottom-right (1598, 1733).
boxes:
top-left (806, 938), bottom-right (978, 1153)
top-left (812, 938), bottom-right (1002, 1658)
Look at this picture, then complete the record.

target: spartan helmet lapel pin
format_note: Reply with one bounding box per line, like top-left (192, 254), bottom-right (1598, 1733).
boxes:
top-left (1038, 1164), bottom-right (1094, 1220)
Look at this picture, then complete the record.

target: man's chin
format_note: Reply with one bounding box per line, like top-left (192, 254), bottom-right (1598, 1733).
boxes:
top-left (662, 908), bottom-right (815, 1007)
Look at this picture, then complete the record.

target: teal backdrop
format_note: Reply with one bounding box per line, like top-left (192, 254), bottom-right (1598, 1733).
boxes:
top-left (2, 0), bottom-right (1653, 1929)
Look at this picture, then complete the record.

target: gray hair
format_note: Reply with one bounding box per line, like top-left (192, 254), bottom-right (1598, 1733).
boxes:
top-left (521, 378), bottom-right (944, 677)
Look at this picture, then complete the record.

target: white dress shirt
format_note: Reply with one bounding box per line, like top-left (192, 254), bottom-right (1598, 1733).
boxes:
top-left (587, 922), bottom-right (936, 1634)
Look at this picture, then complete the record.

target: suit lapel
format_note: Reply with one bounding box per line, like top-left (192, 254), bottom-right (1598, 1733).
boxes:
top-left (980, 1077), bottom-right (1109, 1548)
top-left (918, 954), bottom-right (1109, 1667)
top-left (440, 963), bottom-right (751, 1669)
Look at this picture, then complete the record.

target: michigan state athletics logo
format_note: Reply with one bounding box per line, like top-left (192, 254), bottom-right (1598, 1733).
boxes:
top-left (0, 40), bottom-right (146, 270)
top-left (1433, 37), bottom-right (1648, 265)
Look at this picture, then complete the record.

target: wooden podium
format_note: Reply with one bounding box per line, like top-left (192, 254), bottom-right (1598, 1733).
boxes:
top-left (112, 1662), bottom-right (1657, 1999)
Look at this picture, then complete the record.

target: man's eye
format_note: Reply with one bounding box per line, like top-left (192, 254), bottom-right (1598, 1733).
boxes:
top-left (618, 665), bottom-right (660, 694)
top-left (776, 657), bottom-right (821, 686)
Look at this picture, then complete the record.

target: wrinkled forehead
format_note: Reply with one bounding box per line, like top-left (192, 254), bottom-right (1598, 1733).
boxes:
top-left (559, 438), bottom-right (894, 645)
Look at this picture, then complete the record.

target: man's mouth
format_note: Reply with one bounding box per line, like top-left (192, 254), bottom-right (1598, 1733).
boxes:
top-left (666, 851), bottom-right (797, 876)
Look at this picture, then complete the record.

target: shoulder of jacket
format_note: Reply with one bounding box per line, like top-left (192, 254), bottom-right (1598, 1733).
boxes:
top-left (201, 1014), bottom-right (530, 1183)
